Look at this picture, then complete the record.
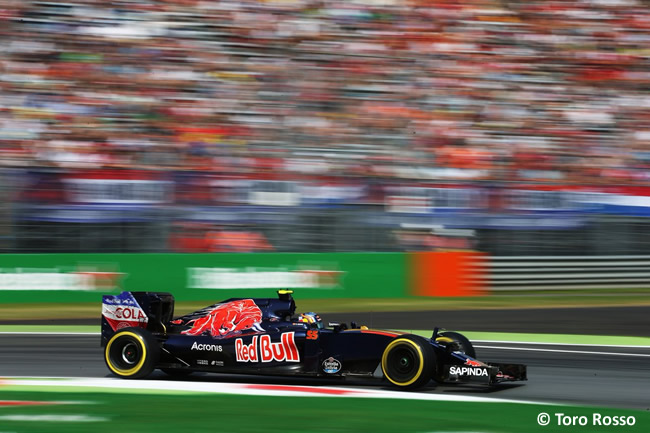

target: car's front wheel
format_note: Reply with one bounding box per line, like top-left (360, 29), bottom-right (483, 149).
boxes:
top-left (434, 331), bottom-right (477, 383)
top-left (381, 335), bottom-right (436, 390)
top-left (436, 331), bottom-right (476, 358)
top-left (104, 327), bottom-right (159, 379)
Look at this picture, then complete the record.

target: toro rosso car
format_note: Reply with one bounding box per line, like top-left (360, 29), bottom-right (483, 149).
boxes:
top-left (101, 290), bottom-right (526, 389)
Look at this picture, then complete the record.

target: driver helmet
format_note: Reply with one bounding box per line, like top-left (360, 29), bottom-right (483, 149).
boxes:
top-left (298, 312), bottom-right (323, 329)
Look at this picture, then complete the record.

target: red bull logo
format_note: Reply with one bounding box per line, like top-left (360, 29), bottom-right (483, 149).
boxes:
top-left (182, 299), bottom-right (263, 338)
top-left (236, 332), bottom-right (300, 363)
top-left (465, 359), bottom-right (482, 367)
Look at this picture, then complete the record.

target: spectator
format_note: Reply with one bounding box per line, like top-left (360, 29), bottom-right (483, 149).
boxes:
top-left (0, 0), bottom-right (647, 185)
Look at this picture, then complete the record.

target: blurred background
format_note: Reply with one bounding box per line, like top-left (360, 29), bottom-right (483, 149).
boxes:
top-left (1, 0), bottom-right (650, 256)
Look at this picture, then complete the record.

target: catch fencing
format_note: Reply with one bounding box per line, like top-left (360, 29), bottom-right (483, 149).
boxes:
top-left (6, 167), bottom-right (650, 256)
top-left (487, 255), bottom-right (650, 290)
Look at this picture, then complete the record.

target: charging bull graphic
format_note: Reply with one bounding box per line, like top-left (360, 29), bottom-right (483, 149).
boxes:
top-left (180, 299), bottom-right (264, 338)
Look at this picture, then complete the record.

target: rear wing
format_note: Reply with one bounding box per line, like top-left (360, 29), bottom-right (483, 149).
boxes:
top-left (101, 291), bottom-right (175, 346)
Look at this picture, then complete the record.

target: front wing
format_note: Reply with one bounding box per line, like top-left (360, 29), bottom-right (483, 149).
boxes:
top-left (439, 361), bottom-right (527, 385)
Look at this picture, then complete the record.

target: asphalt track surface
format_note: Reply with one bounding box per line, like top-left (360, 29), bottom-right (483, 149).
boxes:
top-left (325, 306), bottom-right (650, 337)
top-left (1, 334), bottom-right (648, 410)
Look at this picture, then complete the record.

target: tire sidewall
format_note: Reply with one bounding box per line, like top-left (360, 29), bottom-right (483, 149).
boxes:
top-left (381, 335), bottom-right (435, 389)
top-left (105, 328), bottom-right (159, 379)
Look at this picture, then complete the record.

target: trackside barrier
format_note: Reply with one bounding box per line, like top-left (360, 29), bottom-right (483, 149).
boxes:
top-left (5, 252), bottom-right (641, 303)
top-left (0, 252), bottom-right (408, 303)
top-left (487, 255), bottom-right (650, 290)
top-left (409, 251), bottom-right (487, 297)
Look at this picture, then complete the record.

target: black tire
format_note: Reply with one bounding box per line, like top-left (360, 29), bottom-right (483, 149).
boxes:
top-left (161, 368), bottom-right (193, 378)
top-left (436, 331), bottom-right (476, 358)
top-left (104, 327), bottom-right (159, 379)
top-left (381, 335), bottom-right (436, 390)
top-left (434, 331), bottom-right (476, 384)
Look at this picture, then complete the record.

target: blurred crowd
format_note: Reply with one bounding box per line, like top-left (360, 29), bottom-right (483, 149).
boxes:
top-left (1, 0), bottom-right (650, 184)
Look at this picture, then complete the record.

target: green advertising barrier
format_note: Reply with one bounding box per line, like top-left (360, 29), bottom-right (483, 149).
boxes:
top-left (0, 253), bottom-right (406, 303)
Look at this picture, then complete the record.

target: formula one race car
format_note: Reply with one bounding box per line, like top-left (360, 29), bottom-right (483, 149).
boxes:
top-left (101, 290), bottom-right (526, 389)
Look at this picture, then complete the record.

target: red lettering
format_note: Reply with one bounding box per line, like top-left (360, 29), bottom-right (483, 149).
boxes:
top-left (236, 336), bottom-right (259, 362)
top-left (235, 338), bottom-right (244, 361)
top-left (260, 335), bottom-right (272, 362)
top-left (237, 333), bottom-right (299, 363)
top-left (282, 332), bottom-right (300, 362)
top-left (113, 307), bottom-right (147, 321)
top-left (249, 336), bottom-right (258, 362)
top-left (271, 340), bottom-right (286, 361)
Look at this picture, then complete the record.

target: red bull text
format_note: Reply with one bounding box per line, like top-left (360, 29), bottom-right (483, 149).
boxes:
top-left (235, 332), bottom-right (300, 363)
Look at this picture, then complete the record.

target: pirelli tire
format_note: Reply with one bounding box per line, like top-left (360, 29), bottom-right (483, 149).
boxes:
top-left (437, 331), bottom-right (476, 358)
top-left (104, 327), bottom-right (160, 379)
top-left (381, 335), bottom-right (436, 390)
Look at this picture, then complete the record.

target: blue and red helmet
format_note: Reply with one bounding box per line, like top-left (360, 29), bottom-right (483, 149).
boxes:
top-left (298, 312), bottom-right (323, 329)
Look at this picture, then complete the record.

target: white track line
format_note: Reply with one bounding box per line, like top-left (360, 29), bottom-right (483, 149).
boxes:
top-left (0, 414), bottom-right (107, 422)
top-left (472, 340), bottom-right (650, 348)
top-left (0, 377), bottom-right (550, 405)
top-left (475, 345), bottom-right (650, 357)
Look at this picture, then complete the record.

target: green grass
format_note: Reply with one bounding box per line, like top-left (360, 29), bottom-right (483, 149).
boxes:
top-left (0, 325), bottom-right (99, 333)
top-left (0, 390), bottom-right (647, 433)
top-left (2, 290), bottom-right (650, 321)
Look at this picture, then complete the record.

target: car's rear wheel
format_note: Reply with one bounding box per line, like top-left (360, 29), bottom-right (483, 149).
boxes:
top-left (381, 335), bottom-right (436, 390)
top-left (105, 328), bottom-right (159, 379)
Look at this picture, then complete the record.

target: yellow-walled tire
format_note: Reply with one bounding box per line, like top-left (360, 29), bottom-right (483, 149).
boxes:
top-left (104, 328), bottom-right (159, 379)
top-left (381, 335), bottom-right (436, 390)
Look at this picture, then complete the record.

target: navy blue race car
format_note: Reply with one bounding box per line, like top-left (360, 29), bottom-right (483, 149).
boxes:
top-left (101, 290), bottom-right (526, 389)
